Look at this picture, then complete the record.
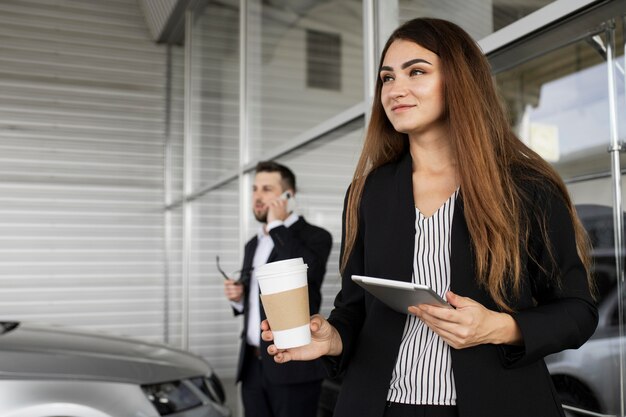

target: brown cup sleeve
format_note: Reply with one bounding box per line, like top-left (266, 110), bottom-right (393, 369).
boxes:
top-left (260, 285), bottom-right (310, 331)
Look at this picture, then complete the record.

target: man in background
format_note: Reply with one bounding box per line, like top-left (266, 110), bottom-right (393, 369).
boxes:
top-left (223, 161), bottom-right (332, 417)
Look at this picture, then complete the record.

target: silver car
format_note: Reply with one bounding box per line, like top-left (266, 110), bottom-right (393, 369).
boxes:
top-left (0, 321), bottom-right (231, 417)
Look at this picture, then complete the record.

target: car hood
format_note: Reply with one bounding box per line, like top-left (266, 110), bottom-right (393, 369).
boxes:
top-left (0, 322), bottom-right (211, 385)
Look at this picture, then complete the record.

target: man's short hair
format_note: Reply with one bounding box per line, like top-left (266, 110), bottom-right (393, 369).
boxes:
top-left (255, 161), bottom-right (296, 193)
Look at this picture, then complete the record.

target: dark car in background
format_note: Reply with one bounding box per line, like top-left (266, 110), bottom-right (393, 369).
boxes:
top-left (0, 321), bottom-right (231, 417)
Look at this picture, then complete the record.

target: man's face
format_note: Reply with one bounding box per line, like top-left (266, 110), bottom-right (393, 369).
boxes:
top-left (252, 172), bottom-right (284, 223)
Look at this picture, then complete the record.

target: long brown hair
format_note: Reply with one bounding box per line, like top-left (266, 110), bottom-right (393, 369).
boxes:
top-left (341, 18), bottom-right (593, 311)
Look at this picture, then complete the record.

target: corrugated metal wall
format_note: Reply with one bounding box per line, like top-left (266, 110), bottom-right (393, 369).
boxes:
top-left (0, 0), bottom-right (179, 342)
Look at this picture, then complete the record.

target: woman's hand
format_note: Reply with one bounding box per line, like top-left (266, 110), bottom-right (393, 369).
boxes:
top-left (408, 291), bottom-right (522, 349)
top-left (261, 314), bottom-right (343, 363)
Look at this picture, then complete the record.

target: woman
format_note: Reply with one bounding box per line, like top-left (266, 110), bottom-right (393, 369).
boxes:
top-left (261, 17), bottom-right (598, 417)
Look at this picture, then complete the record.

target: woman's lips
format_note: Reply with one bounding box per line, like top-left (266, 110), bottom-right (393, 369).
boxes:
top-left (392, 104), bottom-right (415, 112)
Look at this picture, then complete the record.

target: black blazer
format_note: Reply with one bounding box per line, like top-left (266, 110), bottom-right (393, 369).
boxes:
top-left (327, 152), bottom-right (598, 417)
top-left (235, 216), bottom-right (332, 385)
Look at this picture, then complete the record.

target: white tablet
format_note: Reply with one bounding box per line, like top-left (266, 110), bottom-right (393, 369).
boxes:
top-left (351, 275), bottom-right (452, 314)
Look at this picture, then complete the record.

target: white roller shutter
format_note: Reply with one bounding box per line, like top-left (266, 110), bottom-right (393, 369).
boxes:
top-left (0, 0), bottom-right (179, 342)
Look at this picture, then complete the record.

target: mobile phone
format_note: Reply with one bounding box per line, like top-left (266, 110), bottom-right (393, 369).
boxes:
top-left (280, 191), bottom-right (296, 213)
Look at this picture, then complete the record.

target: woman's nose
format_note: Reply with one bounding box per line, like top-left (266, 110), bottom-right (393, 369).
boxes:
top-left (389, 79), bottom-right (408, 98)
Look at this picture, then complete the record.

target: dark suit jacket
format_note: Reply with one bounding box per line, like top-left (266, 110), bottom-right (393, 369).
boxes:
top-left (327, 152), bottom-right (598, 417)
top-left (235, 216), bottom-right (332, 385)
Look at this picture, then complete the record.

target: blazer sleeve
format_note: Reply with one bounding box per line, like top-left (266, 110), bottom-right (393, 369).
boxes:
top-left (268, 221), bottom-right (332, 314)
top-left (502, 185), bottom-right (598, 368)
top-left (325, 187), bottom-right (368, 376)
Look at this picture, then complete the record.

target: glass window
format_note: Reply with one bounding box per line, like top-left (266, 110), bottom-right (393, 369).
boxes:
top-left (166, 206), bottom-right (183, 348)
top-left (399, 0), bottom-right (555, 39)
top-left (274, 118), bottom-right (365, 316)
top-left (240, 120), bottom-right (364, 318)
top-left (617, 16), bottom-right (626, 417)
top-left (170, 47), bottom-right (185, 203)
top-left (246, 0), bottom-right (364, 161)
top-left (496, 34), bottom-right (611, 180)
top-left (190, 2), bottom-right (240, 188)
top-left (189, 180), bottom-right (241, 375)
top-left (494, 22), bottom-right (625, 416)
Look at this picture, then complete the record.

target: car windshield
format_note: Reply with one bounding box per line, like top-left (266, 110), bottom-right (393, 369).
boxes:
top-left (0, 322), bottom-right (20, 335)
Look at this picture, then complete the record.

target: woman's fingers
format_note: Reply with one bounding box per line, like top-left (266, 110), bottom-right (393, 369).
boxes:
top-left (261, 314), bottom-right (342, 360)
top-left (265, 344), bottom-right (291, 363)
top-left (261, 319), bottom-right (274, 342)
top-left (273, 350), bottom-right (292, 363)
top-left (409, 294), bottom-right (495, 348)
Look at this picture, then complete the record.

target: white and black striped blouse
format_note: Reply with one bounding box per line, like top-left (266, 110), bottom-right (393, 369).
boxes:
top-left (387, 189), bottom-right (459, 405)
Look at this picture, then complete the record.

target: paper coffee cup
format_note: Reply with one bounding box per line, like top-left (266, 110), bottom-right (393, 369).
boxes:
top-left (256, 258), bottom-right (310, 349)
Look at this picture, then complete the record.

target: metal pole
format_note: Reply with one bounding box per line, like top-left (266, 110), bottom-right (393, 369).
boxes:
top-left (606, 21), bottom-right (624, 417)
top-left (182, 8), bottom-right (195, 351)
top-left (239, 0), bottom-right (248, 264)
top-left (237, 1), bottom-right (248, 416)
top-left (362, 0), bottom-right (376, 124)
top-left (163, 44), bottom-right (173, 344)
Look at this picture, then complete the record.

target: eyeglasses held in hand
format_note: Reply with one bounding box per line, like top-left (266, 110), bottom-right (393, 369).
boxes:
top-left (216, 255), bottom-right (251, 282)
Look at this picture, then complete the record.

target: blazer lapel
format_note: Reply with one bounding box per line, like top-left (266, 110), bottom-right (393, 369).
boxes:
top-left (394, 153), bottom-right (417, 283)
top-left (241, 238), bottom-right (257, 286)
top-left (449, 195), bottom-right (479, 298)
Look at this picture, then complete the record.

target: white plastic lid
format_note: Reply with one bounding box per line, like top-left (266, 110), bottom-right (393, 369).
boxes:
top-left (255, 257), bottom-right (308, 279)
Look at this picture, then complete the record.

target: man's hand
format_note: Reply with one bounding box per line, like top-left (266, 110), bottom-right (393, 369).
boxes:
top-left (224, 278), bottom-right (243, 302)
top-left (266, 196), bottom-right (290, 223)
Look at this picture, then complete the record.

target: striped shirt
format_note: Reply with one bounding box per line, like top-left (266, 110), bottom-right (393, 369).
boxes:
top-left (387, 189), bottom-right (458, 405)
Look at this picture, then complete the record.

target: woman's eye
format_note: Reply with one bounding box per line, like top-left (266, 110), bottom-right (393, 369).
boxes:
top-left (381, 74), bottom-right (394, 83)
top-left (410, 68), bottom-right (424, 76)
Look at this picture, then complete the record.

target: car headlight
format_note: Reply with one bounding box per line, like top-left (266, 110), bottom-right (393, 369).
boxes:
top-left (142, 380), bottom-right (204, 416)
top-left (190, 373), bottom-right (226, 405)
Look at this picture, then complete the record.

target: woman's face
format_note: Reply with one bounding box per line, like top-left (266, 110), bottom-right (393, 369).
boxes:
top-left (379, 39), bottom-right (445, 139)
